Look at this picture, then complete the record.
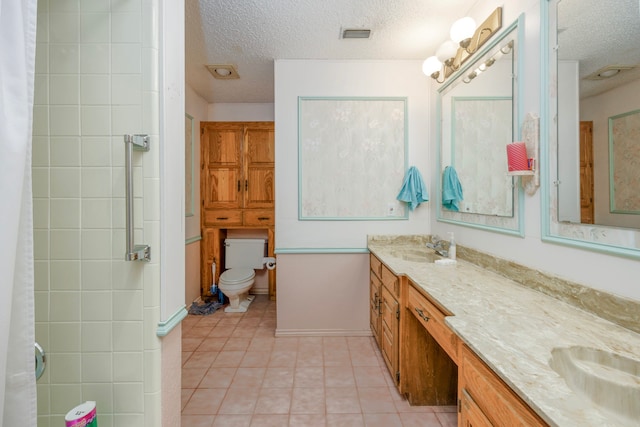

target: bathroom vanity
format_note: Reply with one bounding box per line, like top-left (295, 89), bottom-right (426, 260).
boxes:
top-left (368, 235), bottom-right (640, 427)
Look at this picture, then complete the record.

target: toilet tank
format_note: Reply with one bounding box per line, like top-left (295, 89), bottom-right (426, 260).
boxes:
top-left (224, 238), bottom-right (267, 269)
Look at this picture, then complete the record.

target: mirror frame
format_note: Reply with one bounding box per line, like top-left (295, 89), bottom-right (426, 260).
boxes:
top-left (436, 15), bottom-right (525, 236)
top-left (541, 0), bottom-right (640, 259)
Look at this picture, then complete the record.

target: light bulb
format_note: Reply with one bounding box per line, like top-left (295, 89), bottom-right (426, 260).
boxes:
top-left (450, 17), bottom-right (476, 44)
top-left (436, 40), bottom-right (458, 63)
top-left (422, 56), bottom-right (442, 76)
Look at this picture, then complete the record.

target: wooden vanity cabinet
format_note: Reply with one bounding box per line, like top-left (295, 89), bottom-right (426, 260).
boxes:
top-left (369, 254), bottom-right (400, 387)
top-left (369, 254), bottom-right (382, 346)
top-left (458, 344), bottom-right (548, 427)
top-left (201, 121), bottom-right (275, 298)
top-left (401, 279), bottom-right (458, 406)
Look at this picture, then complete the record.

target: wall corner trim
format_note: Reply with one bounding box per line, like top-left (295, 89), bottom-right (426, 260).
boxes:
top-left (156, 305), bottom-right (188, 337)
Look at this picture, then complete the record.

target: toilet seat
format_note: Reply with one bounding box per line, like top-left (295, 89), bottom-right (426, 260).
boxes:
top-left (219, 268), bottom-right (255, 286)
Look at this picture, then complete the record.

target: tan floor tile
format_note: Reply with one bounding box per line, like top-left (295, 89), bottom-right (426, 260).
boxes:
top-left (183, 351), bottom-right (218, 369)
top-left (268, 350), bottom-right (297, 367)
top-left (326, 413), bottom-right (364, 427)
top-left (199, 367), bottom-right (236, 389)
top-left (231, 367), bottom-right (266, 388)
top-left (182, 368), bottom-right (207, 389)
top-left (254, 387), bottom-right (292, 414)
top-left (223, 337), bottom-right (251, 351)
top-left (182, 388), bottom-right (194, 410)
top-left (240, 351), bottom-right (271, 368)
top-left (182, 296), bottom-right (450, 427)
top-left (324, 366), bottom-right (356, 388)
top-left (358, 386), bottom-right (397, 413)
top-left (184, 326), bottom-right (214, 338)
top-left (212, 351), bottom-right (246, 368)
top-left (353, 365), bottom-right (388, 387)
top-left (249, 414), bottom-right (289, 427)
top-left (182, 388), bottom-right (227, 415)
top-left (325, 387), bottom-right (361, 413)
top-left (288, 414), bottom-right (326, 427)
top-left (262, 367), bottom-right (295, 388)
top-left (197, 337), bottom-right (229, 352)
top-left (273, 337), bottom-right (299, 351)
top-left (181, 414), bottom-right (215, 427)
top-left (400, 412), bottom-right (443, 427)
top-left (323, 349), bottom-right (351, 366)
top-left (294, 366), bottom-right (324, 388)
top-left (290, 387), bottom-right (325, 414)
top-left (362, 412), bottom-right (403, 427)
top-left (247, 337), bottom-right (275, 352)
top-left (183, 337), bottom-right (205, 352)
top-left (435, 411), bottom-right (458, 427)
top-left (218, 387), bottom-right (260, 414)
top-left (296, 349), bottom-right (323, 367)
top-left (212, 414), bottom-right (252, 427)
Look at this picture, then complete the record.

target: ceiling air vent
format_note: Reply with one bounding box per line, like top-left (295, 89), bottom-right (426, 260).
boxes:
top-left (341, 28), bottom-right (371, 39)
top-left (206, 64), bottom-right (240, 79)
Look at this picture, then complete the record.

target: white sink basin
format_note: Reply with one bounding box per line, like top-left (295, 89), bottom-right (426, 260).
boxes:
top-left (549, 346), bottom-right (640, 423)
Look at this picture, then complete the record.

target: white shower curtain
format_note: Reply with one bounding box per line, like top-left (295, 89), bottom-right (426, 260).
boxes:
top-left (0, 0), bottom-right (38, 424)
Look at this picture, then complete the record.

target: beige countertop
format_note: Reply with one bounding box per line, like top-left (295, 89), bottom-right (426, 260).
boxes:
top-left (368, 236), bottom-right (640, 427)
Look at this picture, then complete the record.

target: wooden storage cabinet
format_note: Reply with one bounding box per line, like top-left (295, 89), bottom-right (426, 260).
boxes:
top-left (201, 121), bottom-right (275, 299)
top-left (369, 254), bottom-right (400, 387)
top-left (370, 267), bottom-right (382, 346)
top-left (459, 344), bottom-right (547, 427)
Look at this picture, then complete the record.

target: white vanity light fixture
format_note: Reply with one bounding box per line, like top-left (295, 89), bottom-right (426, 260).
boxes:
top-left (422, 7), bottom-right (502, 83)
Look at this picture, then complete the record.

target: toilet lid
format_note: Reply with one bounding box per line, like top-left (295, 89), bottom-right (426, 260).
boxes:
top-left (219, 268), bottom-right (255, 285)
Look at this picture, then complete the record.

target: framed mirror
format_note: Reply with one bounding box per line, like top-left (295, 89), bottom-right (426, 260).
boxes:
top-left (437, 16), bottom-right (524, 236)
top-left (542, 0), bottom-right (640, 258)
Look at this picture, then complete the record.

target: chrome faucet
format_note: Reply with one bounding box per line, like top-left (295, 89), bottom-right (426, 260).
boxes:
top-left (425, 237), bottom-right (448, 257)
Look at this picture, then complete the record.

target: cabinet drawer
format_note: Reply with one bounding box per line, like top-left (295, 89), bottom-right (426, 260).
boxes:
top-left (461, 345), bottom-right (547, 427)
top-left (381, 264), bottom-right (400, 297)
top-left (370, 254), bottom-right (382, 279)
top-left (407, 283), bottom-right (458, 362)
top-left (203, 209), bottom-right (243, 226)
top-left (243, 209), bottom-right (274, 226)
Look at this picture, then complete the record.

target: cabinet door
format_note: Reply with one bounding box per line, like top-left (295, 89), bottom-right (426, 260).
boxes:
top-left (370, 272), bottom-right (381, 346)
top-left (380, 286), bottom-right (399, 385)
top-left (460, 388), bottom-right (494, 427)
top-left (202, 123), bottom-right (243, 209)
top-left (244, 124), bottom-right (275, 209)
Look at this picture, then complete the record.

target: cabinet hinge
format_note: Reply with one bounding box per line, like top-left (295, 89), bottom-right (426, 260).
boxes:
top-left (396, 371), bottom-right (400, 383)
top-left (396, 306), bottom-right (400, 320)
top-left (458, 398), bottom-right (461, 413)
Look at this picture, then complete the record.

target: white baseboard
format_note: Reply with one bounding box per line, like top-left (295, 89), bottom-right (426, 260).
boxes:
top-left (275, 328), bottom-right (373, 337)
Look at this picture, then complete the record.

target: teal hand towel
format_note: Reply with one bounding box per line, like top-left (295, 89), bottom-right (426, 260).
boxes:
top-left (442, 166), bottom-right (463, 211)
top-left (396, 166), bottom-right (429, 211)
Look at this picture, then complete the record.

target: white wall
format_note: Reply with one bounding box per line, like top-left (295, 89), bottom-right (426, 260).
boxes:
top-left (274, 59), bottom-right (431, 334)
top-left (581, 78), bottom-right (640, 229)
top-left (208, 103), bottom-right (274, 121)
top-left (432, 0), bottom-right (640, 302)
top-left (185, 85), bottom-right (208, 304)
top-left (557, 60), bottom-right (580, 223)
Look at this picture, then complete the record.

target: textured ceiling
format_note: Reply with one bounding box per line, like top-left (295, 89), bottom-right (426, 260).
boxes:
top-left (185, 0), bottom-right (640, 104)
top-left (185, 0), bottom-right (479, 103)
top-left (558, 0), bottom-right (640, 99)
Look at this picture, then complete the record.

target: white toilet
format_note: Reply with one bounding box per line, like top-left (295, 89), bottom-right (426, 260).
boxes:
top-left (218, 238), bottom-right (275, 313)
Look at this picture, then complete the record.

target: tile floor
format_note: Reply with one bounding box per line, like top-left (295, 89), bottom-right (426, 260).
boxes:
top-left (181, 295), bottom-right (457, 427)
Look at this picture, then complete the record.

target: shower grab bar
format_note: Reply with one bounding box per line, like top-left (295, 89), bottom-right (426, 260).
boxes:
top-left (124, 134), bottom-right (151, 261)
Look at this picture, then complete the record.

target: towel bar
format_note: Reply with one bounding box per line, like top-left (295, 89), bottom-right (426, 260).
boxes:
top-left (124, 134), bottom-right (151, 261)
